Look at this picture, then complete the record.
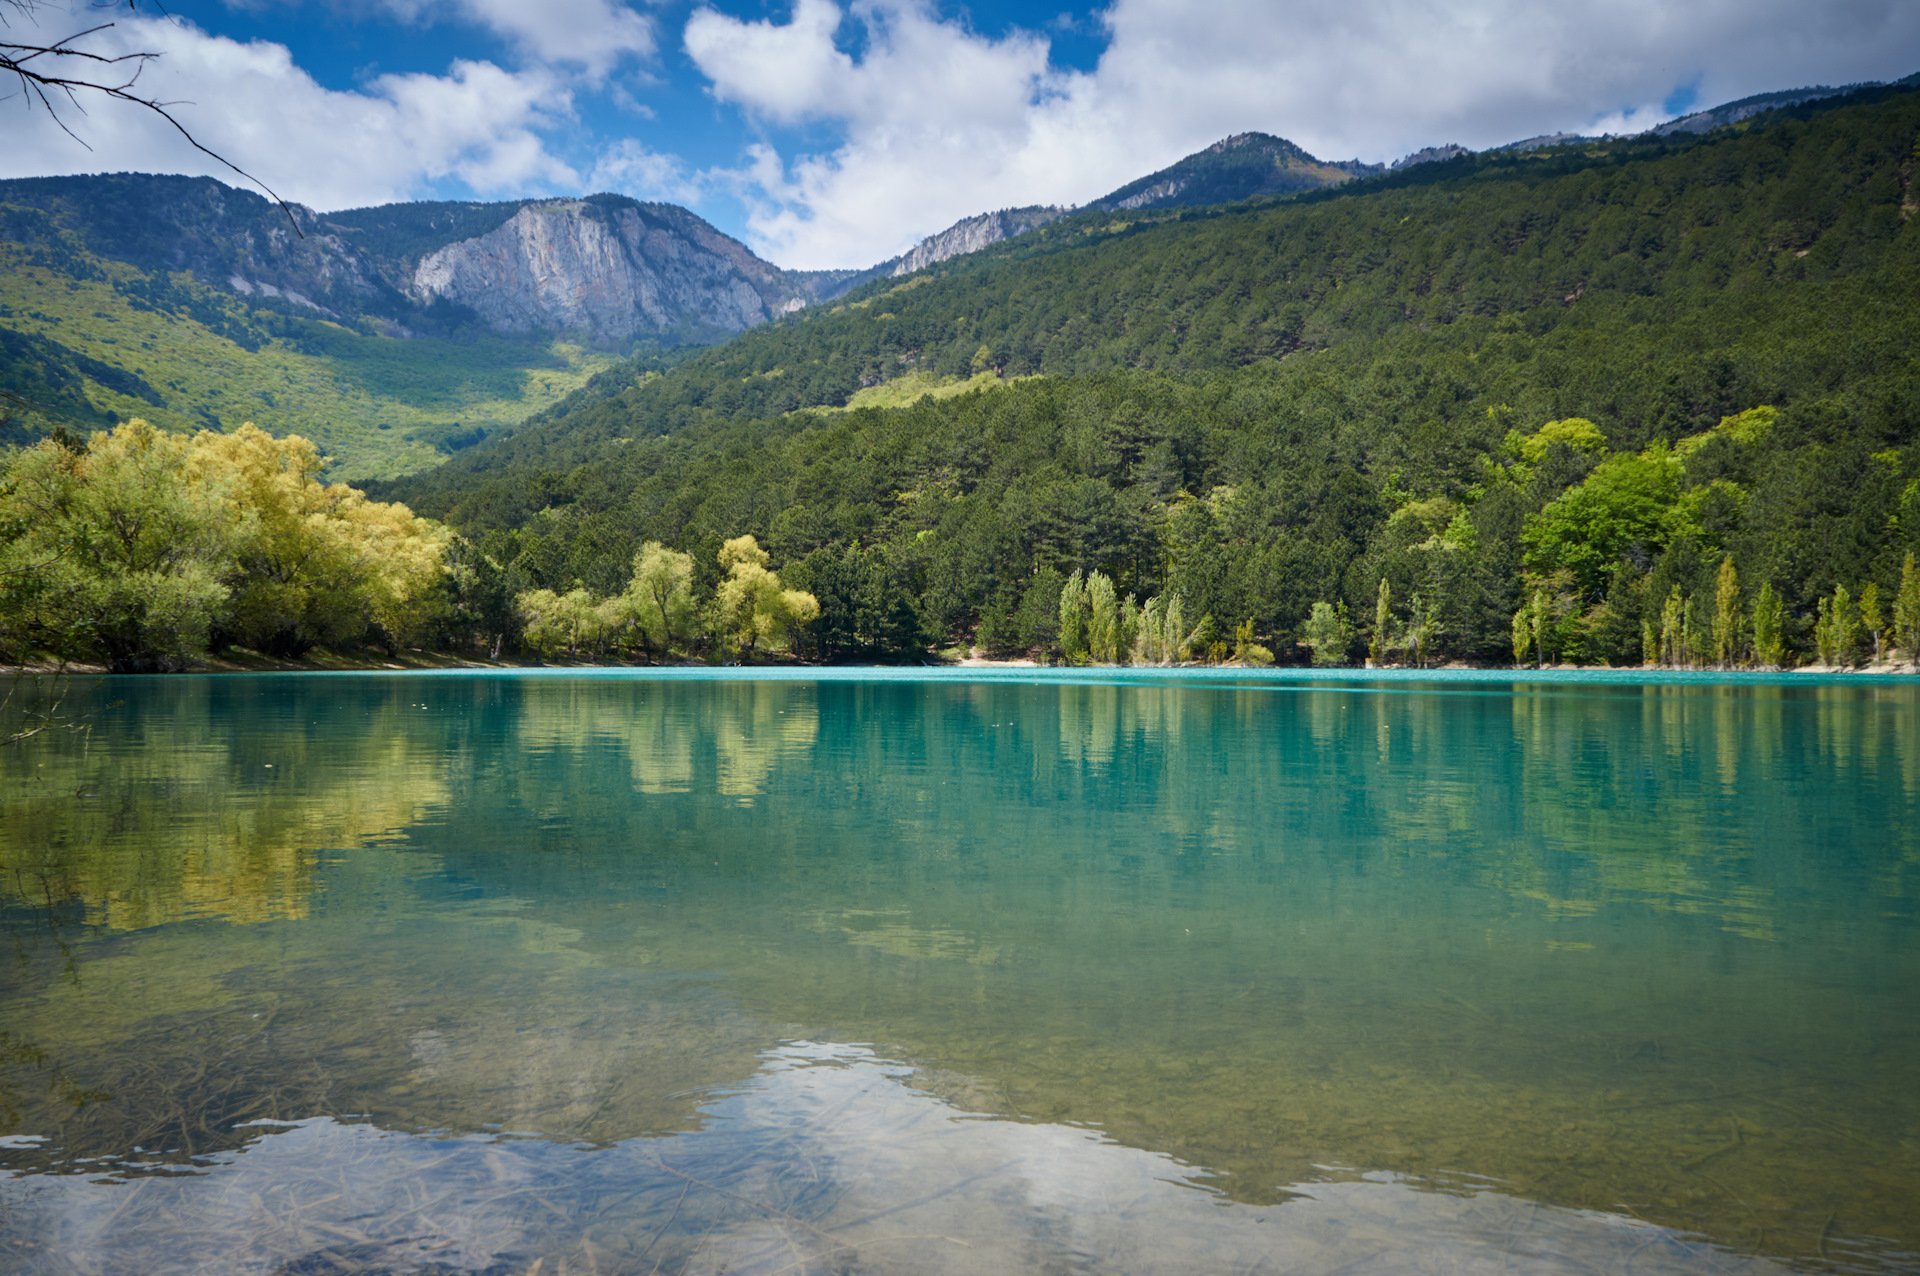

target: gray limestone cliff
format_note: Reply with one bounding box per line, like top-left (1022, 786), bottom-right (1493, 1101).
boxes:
top-left (409, 198), bottom-right (810, 344)
top-left (885, 207), bottom-right (1066, 277)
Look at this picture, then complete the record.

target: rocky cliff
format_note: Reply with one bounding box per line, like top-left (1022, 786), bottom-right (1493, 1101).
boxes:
top-left (409, 197), bottom-right (812, 344)
top-left (884, 206), bottom-right (1066, 277)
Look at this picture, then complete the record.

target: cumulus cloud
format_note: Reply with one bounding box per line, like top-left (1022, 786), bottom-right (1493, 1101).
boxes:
top-left (684, 0), bottom-right (855, 123)
top-left (0, 10), bottom-right (581, 209)
top-left (378, 0), bottom-right (656, 79)
top-left (588, 139), bottom-right (704, 205)
top-left (689, 0), bottom-right (1920, 268)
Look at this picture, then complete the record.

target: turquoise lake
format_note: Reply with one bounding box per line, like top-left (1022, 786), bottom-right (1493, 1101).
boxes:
top-left (1, 669), bottom-right (1916, 1273)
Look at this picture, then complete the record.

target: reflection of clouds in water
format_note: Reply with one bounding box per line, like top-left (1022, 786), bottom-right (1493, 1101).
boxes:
top-left (3, 1043), bottom-right (1803, 1275)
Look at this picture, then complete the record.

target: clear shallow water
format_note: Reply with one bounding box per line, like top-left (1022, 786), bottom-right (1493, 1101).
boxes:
top-left (1, 670), bottom-right (1916, 1273)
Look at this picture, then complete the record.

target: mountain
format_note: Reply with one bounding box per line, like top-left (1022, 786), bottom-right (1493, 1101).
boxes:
top-left (398, 196), bottom-right (833, 345)
top-left (387, 78), bottom-right (1920, 669)
top-left (0, 179), bottom-right (848, 477)
top-left (1090, 132), bottom-right (1380, 211)
top-left (1651, 82), bottom-right (1886, 136)
top-left (0, 178), bottom-right (831, 343)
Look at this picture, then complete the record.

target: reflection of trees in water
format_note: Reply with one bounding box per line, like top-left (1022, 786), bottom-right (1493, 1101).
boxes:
top-left (509, 679), bottom-right (819, 803)
top-left (1037, 678), bottom-right (1916, 937)
top-left (1, 679), bottom-right (452, 929)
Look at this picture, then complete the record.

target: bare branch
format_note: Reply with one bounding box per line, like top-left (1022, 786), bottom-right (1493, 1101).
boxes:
top-left (1, 1), bottom-right (300, 234)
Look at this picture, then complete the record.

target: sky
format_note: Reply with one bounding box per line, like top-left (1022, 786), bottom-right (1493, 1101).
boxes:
top-left (4, 1), bottom-right (1919, 270)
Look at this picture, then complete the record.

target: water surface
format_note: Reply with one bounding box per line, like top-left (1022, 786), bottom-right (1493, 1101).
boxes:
top-left (2, 670), bottom-right (1916, 1273)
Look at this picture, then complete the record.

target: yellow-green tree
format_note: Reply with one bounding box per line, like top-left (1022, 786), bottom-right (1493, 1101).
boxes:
top-left (517, 587), bottom-right (604, 660)
top-left (1858, 581), bottom-right (1884, 664)
top-left (1814, 583), bottom-right (1857, 667)
top-left (1085, 570), bottom-right (1118, 662)
top-left (1895, 552), bottom-right (1920, 663)
top-left (199, 425), bottom-right (448, 656)
top-left (1302, 601), bottom-right (1351, 666)
top-left (1370, 576), bottom-right (1393, 665)
top-left (0, 421), bottom-right (234, 669)
top-left (1057, 569), bottom-right (1089, 663)
top-left (1751, 582), bottom-right (1787, 669)
top-left (1711, 556), bottom-right (1741, 669)
top-left (712, 535), bottom-right (819, 658)
top-left (624, 541), bottom-right (698, 656)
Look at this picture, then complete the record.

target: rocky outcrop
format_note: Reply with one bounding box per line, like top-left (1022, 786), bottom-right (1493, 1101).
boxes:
top-left (1391, 143), bottom-right (1473, 170)
top-left (885, 206), bottom-right (1066, 277)
top-left (409, 198), bottom-right (810, 344)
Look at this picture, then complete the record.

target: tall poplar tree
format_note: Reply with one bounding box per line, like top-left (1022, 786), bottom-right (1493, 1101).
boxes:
top-left (1057, 570), bottom-right (1088, 663)
top-left (1895, 553), bottom-right (1920, 663)
top-left (1370, 577), bottom-right (1393, 666)
top-left (1711, 556), bottom-right (1741, 669)
top-left (1752, 583), bottom-right (1786, 669)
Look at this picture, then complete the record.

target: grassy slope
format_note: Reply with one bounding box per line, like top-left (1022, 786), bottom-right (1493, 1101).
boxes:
top-left (0, 244), bottom-right (614, 482)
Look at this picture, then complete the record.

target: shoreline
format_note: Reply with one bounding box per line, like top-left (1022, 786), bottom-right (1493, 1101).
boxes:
top-left (8, 653), bottom-right (1917, 678)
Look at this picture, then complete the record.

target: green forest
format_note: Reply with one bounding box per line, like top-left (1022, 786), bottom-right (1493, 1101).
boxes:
top-left (5, 83), bottom-right (1920, 671)
top-left (388, 84), bottom-right (1920, 670)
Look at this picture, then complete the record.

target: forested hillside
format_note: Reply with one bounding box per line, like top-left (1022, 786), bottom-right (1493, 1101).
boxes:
top-left (388, 83), bottom-right (1920, 667)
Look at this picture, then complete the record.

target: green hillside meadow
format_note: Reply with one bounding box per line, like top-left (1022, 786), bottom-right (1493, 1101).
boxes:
top-left (0, 231), bottom-right (613, 482)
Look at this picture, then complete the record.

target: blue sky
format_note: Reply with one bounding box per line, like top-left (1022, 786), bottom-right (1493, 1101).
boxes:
top-left (5, 1), bottom-right (1918, 268)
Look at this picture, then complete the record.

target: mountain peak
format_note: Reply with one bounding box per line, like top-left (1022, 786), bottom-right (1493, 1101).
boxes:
top-left (1092, 133), bottom-right (1379, 213)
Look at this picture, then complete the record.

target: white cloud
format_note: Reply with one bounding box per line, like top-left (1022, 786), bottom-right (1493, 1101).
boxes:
top-left (688, 0), bottom-right (1920, 269)
top-left (380, 0), bottom-right (657, 79)
top-left (684, 0), bottom-right (855, 123)
top-left (0, 11), bottom-right (581, 209)
top-left (588, 139), bottom-right (704, 205)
